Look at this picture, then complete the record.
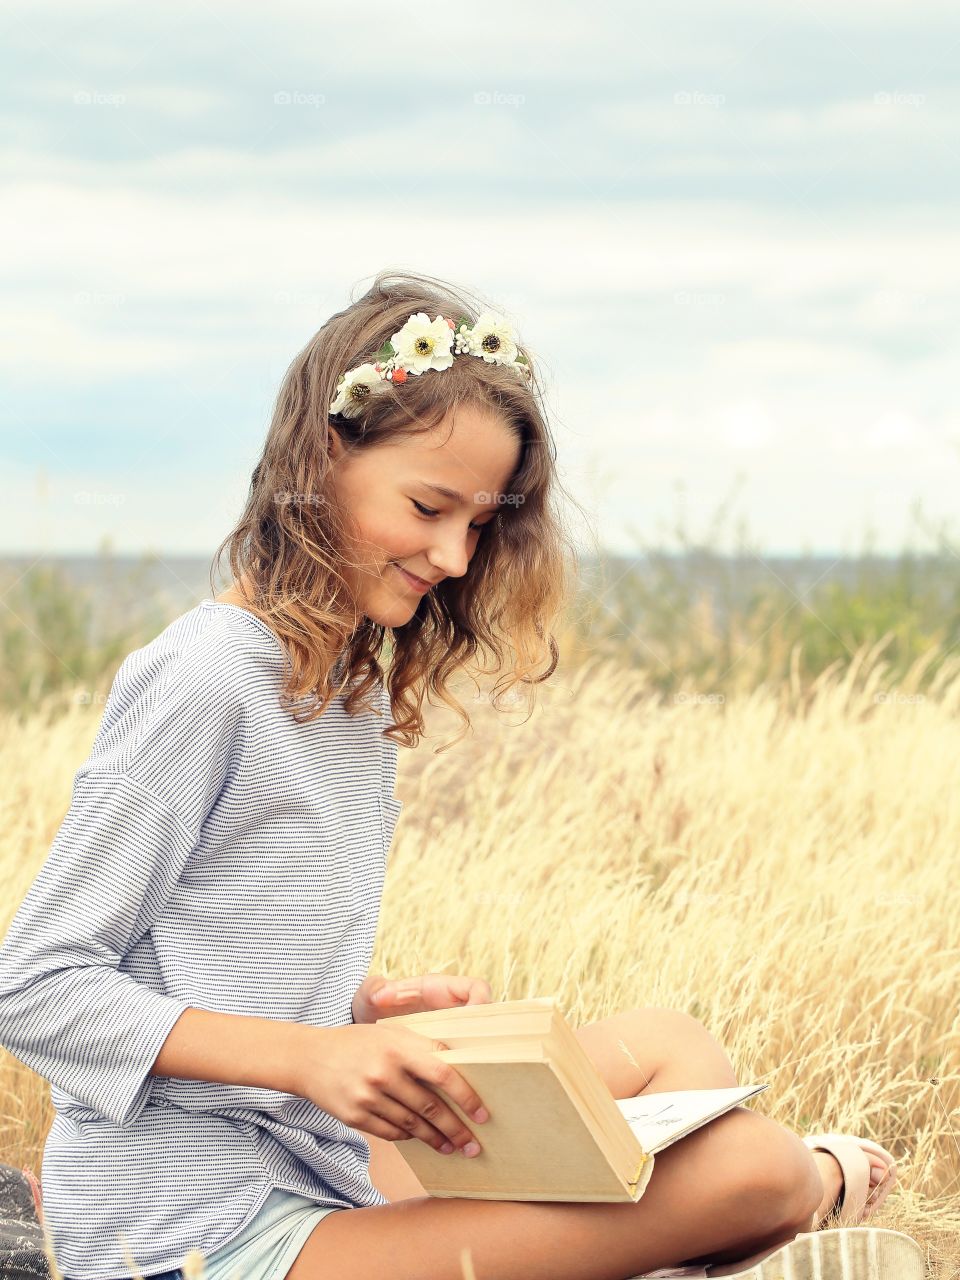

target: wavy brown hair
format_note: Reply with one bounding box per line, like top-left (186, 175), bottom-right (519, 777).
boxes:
top-left (208, 269), bottom-right (579, 749)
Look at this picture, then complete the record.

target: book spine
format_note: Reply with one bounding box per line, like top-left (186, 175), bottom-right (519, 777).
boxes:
top-left (628, 1153), bottom-right (651, 1188)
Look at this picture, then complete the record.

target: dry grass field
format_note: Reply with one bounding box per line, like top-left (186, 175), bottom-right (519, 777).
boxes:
top-left (1, 638), bottom-right (958, 1279)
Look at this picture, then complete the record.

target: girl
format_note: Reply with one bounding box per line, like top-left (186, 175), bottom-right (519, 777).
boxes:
top-left (0, 271), bottom-right (899, 1280)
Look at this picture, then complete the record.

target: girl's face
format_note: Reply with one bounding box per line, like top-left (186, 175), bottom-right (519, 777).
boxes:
top-left (328, 403), bottom-right (522, 628)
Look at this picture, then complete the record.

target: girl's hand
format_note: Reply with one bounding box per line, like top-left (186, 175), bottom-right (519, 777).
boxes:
top-left (296, 1022), bottom-right (490, 1157)
top-left (352, 973), bottom-right (492, 1024)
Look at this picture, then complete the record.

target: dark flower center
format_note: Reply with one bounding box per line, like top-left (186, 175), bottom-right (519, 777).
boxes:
top-left (415, 337), bottom-right (432, 354)
top-left (351, 383), bottom-right (370, 401)
top-left (482, 333), bottom-right (501, 353)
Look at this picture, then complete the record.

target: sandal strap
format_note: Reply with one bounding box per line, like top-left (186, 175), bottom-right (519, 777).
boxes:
top-left (803, 1134), bottom-right (871, 1227)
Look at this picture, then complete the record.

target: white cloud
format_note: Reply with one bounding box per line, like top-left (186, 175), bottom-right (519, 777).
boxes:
top-left (119, 86), bottom-right (232, 117)
top-left (703, 337), bottom-right (882, 380)
top-left (3, 180), bottom-right (960, 325)
top-left (0, 457), bottom-right (249, 556)
top-left (0, 305), bottom-right (188, 381)
top-left (708, 399), bottom-right (778, 450)
top-left (859, 410), bottom-right (926, 449)
top-left (552, 367), bottom-right (959, 555)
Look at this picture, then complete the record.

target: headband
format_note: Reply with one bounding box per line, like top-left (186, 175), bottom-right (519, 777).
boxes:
top-left (329, 310), bottom-right (532, 419)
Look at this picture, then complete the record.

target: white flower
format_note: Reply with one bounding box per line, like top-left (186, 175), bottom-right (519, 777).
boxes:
top-left (460, 311), bottom-right (520, 366)
top-left (391, 312), bottom-right (455, 375)
top-left (329, 362), bottom-right (388, 418)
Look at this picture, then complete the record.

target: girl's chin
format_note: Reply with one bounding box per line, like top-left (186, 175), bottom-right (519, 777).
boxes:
top-left (360, 589), bottom-right (421, 628)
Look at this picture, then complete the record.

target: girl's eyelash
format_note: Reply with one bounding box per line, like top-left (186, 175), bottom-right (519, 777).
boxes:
top-left (411, 499), bottom-right (492, 532)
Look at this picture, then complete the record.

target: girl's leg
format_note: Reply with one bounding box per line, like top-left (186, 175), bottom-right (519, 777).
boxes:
top-left (300, 1007), bottom-right (822, 1280)
top-left (292, 1110), bottom-right (817, 1280)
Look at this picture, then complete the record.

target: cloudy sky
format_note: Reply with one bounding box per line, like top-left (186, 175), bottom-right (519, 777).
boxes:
top-left (2, 0), bottom-right (958, 559)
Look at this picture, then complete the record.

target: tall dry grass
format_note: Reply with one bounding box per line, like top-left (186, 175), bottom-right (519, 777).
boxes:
top-left (1, 639), bottom-right (958, 1278)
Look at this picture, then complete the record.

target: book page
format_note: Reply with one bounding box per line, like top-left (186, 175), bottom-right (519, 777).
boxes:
top-left (614, 1084), bottom-right (768, 1154)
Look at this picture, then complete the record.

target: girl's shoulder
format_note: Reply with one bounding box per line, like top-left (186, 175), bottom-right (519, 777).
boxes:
top-left (117, 600), bottom-right (285, 699)
top-left (87, 601), bottom-right (283, 774)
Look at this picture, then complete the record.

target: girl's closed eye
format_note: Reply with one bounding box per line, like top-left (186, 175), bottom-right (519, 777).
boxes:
top-left (411, 498), bottom-right (492, 532)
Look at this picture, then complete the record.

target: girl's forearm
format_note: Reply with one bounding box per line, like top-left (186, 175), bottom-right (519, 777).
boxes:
top-left (148, 1006), bottom-right (319, 1095)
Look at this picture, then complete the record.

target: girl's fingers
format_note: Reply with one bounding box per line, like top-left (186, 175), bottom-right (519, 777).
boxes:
top-left (395, 978), bottom-right (422, 994)
top-left (371, 1083), bottom-right (479, 1154)
top-left (366, 1085), bottom-right (471, 1157)
top-left (378, 994), bottom-right (420, 1008)
top-left (360, 1110), bottom-right (417, 1142)
top-left (373, 982), bottom-right (419, 1005)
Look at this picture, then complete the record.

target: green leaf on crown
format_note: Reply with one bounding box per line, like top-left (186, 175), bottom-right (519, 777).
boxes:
top-left (454, 315), bottom-right (473, 332)
top-left (376, 340), bottom-right (396, 361)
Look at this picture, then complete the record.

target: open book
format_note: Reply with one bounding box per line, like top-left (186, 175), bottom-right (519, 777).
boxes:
top-left (384, 997), bottom-right (767, 1202)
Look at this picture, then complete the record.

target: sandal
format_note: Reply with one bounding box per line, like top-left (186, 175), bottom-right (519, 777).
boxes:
top-left (633, 1226), bottom-right (923, 1280)
top-left (802, 1132), bottom-right (898, 1228)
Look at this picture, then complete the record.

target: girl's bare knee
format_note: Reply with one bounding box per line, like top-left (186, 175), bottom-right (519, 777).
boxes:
top-left (737, 1116), bottom-right (823, 1236)
top-left (616, 1005), bottom-right (709, 1051)
top-left (624, 1006), bottom-right (738, 1089)
top-left (635, 1006), bottom-right (715, 1040)
top-left (779, 1131), bottom-right (823, 1231)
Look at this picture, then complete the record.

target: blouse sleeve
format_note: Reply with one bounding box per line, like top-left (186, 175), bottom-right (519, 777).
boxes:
top-left (0, 642), bottom-right (242, 1129)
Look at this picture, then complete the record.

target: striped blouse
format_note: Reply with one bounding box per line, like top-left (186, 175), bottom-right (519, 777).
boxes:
top-left (0, 601), bottom-right (404, 1280)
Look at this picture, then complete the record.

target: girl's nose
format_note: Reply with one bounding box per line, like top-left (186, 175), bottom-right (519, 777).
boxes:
top-left (425, 527), bottom-right (473, 579)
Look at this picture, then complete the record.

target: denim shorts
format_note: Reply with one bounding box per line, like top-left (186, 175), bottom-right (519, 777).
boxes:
top-left (140, 1187), bottom-right (345, 1280)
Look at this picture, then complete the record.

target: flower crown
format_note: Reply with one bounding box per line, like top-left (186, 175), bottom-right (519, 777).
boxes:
top-left (329, 310), bottom-right (532, 419)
